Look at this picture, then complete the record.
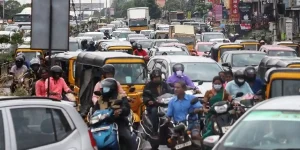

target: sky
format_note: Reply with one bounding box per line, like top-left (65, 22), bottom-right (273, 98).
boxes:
top-left (15, 0), bottom-right (111, 5)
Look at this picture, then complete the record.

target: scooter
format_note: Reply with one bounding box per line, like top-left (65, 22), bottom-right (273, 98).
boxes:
top-left (89, 91), bottom-right (141, 150)
top-left (140, 91), bottom-right (173, 149)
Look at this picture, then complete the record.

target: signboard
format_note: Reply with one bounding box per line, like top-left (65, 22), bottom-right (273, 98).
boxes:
top-left (286, 19), bottom-right (293, 40)
top-left (230, 0), bottom-right (240, 22)
top-left (239, 2), bottom-right (252, 30)
top-left (213, 4), bottom-right (223, 21)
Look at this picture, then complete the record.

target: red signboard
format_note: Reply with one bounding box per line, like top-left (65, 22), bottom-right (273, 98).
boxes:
top-left (230, 0), bottom-right (240, 22)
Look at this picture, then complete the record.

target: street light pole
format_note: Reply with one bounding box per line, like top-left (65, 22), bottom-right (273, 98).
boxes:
top-left (3, 0), bottom-right (5, 23)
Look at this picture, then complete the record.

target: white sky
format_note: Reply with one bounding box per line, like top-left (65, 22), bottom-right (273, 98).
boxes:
top-left (16, 0), bottom-right (111, 5)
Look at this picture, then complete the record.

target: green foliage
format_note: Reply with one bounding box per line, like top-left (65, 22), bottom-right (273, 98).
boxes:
top-left (0, 51), bottom-right (13, 63)
top-left (0, 1), bottom-right (31, 19)
top-left (147, 0), bottom-right (161, 19)
top-left (164, 0), bottom-right (183, 11)
top-left (10, 33), bottom-right (23, 45)
top-left (195, 2), bottom-right (212, 17)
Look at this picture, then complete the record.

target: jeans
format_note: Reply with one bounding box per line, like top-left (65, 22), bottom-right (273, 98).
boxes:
top-left (118, 123), bottom-right (135, 150)
top-left (188, 120), bottom-right (201, 137)
top-left (147, 106), bottom-right (158, 132)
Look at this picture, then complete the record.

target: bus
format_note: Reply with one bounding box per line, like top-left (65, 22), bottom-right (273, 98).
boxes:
top-left (12, 7), bottom-right (31, 26)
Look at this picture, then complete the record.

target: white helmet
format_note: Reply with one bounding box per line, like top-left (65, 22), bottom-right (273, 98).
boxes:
top-left (30, 58), bottom-right (40, 66)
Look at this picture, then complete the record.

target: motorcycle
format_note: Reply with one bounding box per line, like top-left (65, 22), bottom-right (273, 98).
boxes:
top-left (168, 98), bottom-right (202, 150)
top-left (89, 91), bottom-right (141, 150)
top-left (140, 91), bottom-right (173, 149)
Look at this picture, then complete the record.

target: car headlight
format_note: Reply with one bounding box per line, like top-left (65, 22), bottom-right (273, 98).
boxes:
top-left (90, 113), bottom-right (109, 124)
top-left (214, 104), bottom-right (228, 114)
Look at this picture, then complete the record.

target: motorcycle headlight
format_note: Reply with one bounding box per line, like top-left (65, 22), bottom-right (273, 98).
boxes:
top-left (90, 114), bottom-right (108, 124)
top-left (214, 104), bottom-right (228, 114)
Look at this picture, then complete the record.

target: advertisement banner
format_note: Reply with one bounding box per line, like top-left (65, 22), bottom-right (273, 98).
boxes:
top-left (239, 2), bottom-right (252, 30)
top-left (230, 0), bottom-right (240, 22)
top-left (213, 4), bottom-right (223, 21)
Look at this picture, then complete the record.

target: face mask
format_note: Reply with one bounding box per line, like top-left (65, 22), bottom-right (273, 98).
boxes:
top-left (238, 79), bottom-right (244, 83)
top-left (213, 84), bottom-right (222, 90)
top-left (176, 71), bottom-right (183, 77)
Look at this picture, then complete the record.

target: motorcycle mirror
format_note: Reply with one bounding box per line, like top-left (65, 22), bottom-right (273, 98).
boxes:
top-left (94, 91), bottom-right (102, 96)
top-left (190, 97), bottom-right (199, 105)
top-left (157, 112), bottom-right (165, 117)
top-left (236, 92), bottom-right (244, 98)
top-left (203, 135), bottom-right (220, 148)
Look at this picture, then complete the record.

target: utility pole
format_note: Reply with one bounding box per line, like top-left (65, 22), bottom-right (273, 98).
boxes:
top-left (2, 0), bottom-right (5, 23)
top-left (273, 0), bottom-right (277, 42)
top-left (79, 0), bottom-right (82, 22)
top-left (91, 0), bottom-right (93, 10)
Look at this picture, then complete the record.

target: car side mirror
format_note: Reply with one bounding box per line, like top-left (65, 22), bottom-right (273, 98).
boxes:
top-left (203, 135), bottom-right (220, 147)
top-left (222, 62), bottom-right (231, 67)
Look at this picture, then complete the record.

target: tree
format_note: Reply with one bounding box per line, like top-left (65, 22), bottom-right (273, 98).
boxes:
top-left (164, 0), bottom-right (181, 11)
top-left (4, 0), bottom-right (23, 19)
top-left (134, 0), bottom-right (146, 7)
top-left (147, 0), bottom-right (161, 19)
top-left (195, 2), bottom-right (212, 17)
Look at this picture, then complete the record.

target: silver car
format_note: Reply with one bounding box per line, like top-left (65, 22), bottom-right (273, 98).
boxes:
top-left (204, 96), bottom-right (300, 149)
top-left (0, 97), bottom-right (95, 150)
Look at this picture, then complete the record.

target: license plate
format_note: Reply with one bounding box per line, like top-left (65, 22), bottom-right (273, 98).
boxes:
top-left (175, 141), bottom-right (192, 149)
top-left (222, 126), bottom-right (231, 133)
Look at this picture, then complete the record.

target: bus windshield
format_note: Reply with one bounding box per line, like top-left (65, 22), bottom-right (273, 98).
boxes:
top-left (13, 14), bottom-right (31, 22)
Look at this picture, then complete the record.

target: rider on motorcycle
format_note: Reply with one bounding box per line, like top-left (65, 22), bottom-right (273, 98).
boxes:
top-left (143, 69), bottom-right (173, 134)
top-left (86, 41), bottom-right (96, 51)
top-left (244, 66), bottom-right (263, 94)
top-left (225, 70), bottom-right (253, 99)
top-left (92, 64), bottom-right (126, 105)
top-left (133, 44), bottom-right (148, 57)
top-left (166, 81), bottom-right (202, 138)
top-left (132, 42), bottom-right (138, 52)
top-left (81, 39), bottom-right (88, 50)
top-left (94, 78), bottom-right (135, 150)
top-left (166, 63), bottom-right (200, 92)
top-left (16, 53), bottom-right (30, 69)
top-left (23, 58), bottom-right (41, 95)
top-left (9, 56), bottom-right (28, 93)
top-left (104, 30), bottom-right (111, 39)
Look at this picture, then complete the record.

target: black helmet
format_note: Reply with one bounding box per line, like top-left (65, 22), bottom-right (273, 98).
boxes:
top-left (244, 66), bottom-right (256, 82)
top-left (100, 78), bottom-right (118, 100)
top-left (102, 64), bottom-right (115, 76)
top-left (17, 53), bottom-right (25, 61)
top-left (137, 44), bottom-right (142, 50)
top-left (150, 68), bottom-right (162, 79)
top-left (15, 56), bottom-right (24, 62)
top-left (81, 39), bottom-right (88, 45)
top-left (89, 40), bottom-right (95, 45)
top-left (172, 63), bottom-right (184, 73)
top-left (132, 42), bottom-right (138, 49)
top-left (234, 70), bottom-right (245, 86)
top-left (50, 65), bottom-right (63, 73)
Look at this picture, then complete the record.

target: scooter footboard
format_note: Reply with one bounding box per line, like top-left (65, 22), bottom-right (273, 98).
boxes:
top-left (91, 123), bottom-right (119, 149)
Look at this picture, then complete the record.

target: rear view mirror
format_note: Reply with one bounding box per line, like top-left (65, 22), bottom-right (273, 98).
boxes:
top-left (203, 135), bottom-right (220, 147)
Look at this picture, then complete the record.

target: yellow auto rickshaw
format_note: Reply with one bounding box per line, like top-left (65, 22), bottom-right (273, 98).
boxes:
top-left (15, 45), bottom-right (44, 61)
top-left (76, 52), bottom-right (147, 123)
top-left (209, 43), bottom-right (244, 62)
top-left (264, 68), bottom-right (300, 99)
top-left (235, 39), bottom-right (259, 50)
top-left (257, 56), bottom-right (300, 81)
top-left (101, 41), bottom-right (133, 54)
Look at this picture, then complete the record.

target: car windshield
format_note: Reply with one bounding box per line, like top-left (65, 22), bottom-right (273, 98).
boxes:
top-left (203, 34), bottom-right (224, 42)
top-left (155, 41), bottom-right (177, 46)
top-left (84, 34), bottom-right (103, 40)
top-left (232, 53), bottom-right (266, 67)
top-left (13, 14), bottom-right (31, 22)
top-left (155, 51), bottom-right (189, 56)
top-left (129, 19), bottom-right (147, 26)
top-left (20, 52), bottom-right (41, 62)
top-left (285, 45), bottom-right (297, 51)
top-left (137, 41), bottom-right (152, 48)
top-left (197, 44), bottom-right (213, 52)
top-left (69, 42), bottom-right (79, 51)
top-left (172, 62), bottom-right (222, 81)
top-left (268, 50), bottom-right (297, 57)
top-left (112, 32), bottom-right (120, 37)
top-left (243, 44), bottom-right (258, 50)
top-left (221, 110), bottom-right (300, 149)
top-left (271, 80), bottom-right (300, 97)
top-left (141, 31), bottom-right (152, 36)
top-left (220, 48), bottom-right (242, 56)
top-left (112, 63), bottom-right (147, 84)
top-left (175, 36), bottom-right (194, 45)
top-left (119, 32), bottom-right (132, 38)
top-left (156, 33), bottom-right (168, 39)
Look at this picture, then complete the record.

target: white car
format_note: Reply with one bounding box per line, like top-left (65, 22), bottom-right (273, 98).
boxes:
top-left (0, 97), bottom-right (96, 150)
top-left (209, 38), bottom-right (230, 43)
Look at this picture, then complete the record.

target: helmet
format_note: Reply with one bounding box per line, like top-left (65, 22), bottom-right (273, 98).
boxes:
top-left (17, 53), bottom-right (25, 61)
top-left (100, 78), bottom-right (118, 100)
top-left (89, 40), bottom-right (95, 45)
top-left (150, 69), bottom-right (162, 79)
top-left (234, 70), bottom-right (245, 86)
top-left (102, 64), bottom-right (115, 76)
top-left (137, 44), bottom-right (142, 50)
top-left (81, 39), bottom-right (88, 45)
top-left (104, 30), bottom-right (109, 33)
top-left (50, 65), bottom-right (63, 73)
top-left (15, 56), bottom-right (24, 62)
top-left (244, 66), bottom-right (256, 82)
top-left (30, 58), bottom-right (40, 66)
top-left (132, 42), bottom-right (138, 49)
top-left (172, 63), bottom-right (184, 73)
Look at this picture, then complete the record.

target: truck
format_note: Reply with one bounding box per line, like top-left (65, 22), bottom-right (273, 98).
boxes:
top-left (169, 25), bottom-right (195, 51)
top-left (12, 7), bottom-right (31, 26)
top-left (127, 7), bottom-right (150, 32)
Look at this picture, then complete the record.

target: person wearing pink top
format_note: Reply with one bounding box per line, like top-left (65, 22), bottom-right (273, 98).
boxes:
top-left (35, 68), bottom-right (48, 97)
top-left (92, 64), bottom-right (125, 104)
top-left (45, 66), bottom-right (73, 100)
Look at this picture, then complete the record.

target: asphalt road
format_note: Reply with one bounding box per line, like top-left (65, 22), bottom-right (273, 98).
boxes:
top-left (138, 126), bottom-right (170, 150)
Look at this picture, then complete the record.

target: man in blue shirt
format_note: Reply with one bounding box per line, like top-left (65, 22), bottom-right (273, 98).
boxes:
top-left (225, 70), bottom-right (253, 99)
top-left (167, 81), bottom-right (202, 134)
top-left (244, 66), bottom-right (263, 94)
